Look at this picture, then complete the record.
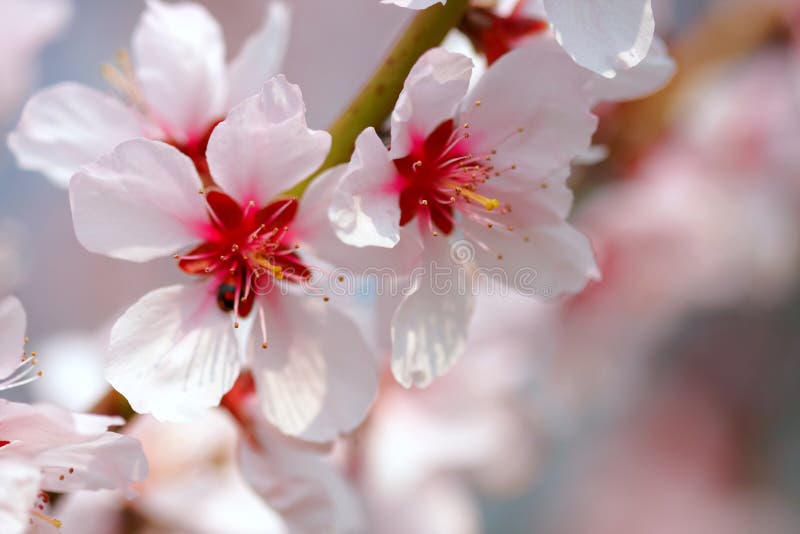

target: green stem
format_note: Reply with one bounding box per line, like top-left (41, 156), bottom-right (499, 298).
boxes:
top-left (287, 0), bottom-right (471, 197)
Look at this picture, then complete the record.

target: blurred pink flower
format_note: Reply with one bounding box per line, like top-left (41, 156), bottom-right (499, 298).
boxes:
top-left (0, 0), bottom-right (71, 118)
top-left (8, 0), bottom-right (289, 187)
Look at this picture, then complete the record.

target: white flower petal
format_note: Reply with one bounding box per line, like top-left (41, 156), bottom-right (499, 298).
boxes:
top-left (381, 0), bottom-right (445, 9)
top-left (0, 296), bottom-right (26, 378)
top-left (0, 459), bottom-right (41, 534)
top-left (459, 38), bottom-right (597, 183)
top-left (461, 216), bottom-right (599, 298)
top-left (7, 83), bottom-right (145, 188)
top-left (0, 400), bottom-right (119, 450)
top-left (330, 128), bottom-right (402, 248)
top-left (391, 48), bottom-right (473, 158)
top-left (241, 426), bottom-right (364, 534)
top-left (37, 433), bottom-right (148, 496)
top-left (543, 0), bottom-right (655, 77)
top-left (132, 0), bottom-right (227, 143)
top-left (106, 284), bottom-right (242, 422)
top-left (587, 36), bottom-right (675, 102)
top-left (69, 139), bottom-right (207, 262)
top-left (295, 164), bottom-right (403, 271)
top-left (207, 76), bottom-right (330, 206)
top-left (226, 1), bottom-right (291, 108)
top-left (251, 291), bottom-right (378, 442)
top-left (391, 238), bottom-right (475, 388)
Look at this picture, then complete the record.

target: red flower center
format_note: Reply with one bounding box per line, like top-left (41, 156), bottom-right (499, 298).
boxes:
top-left (165, 119), bottom-right (223, 180)
top-left (461, 3), bottom-right (548, 65)
top-left (394, 119), bottom-right (506, 236)
top-left (177, 191), bottom-right (311, 319)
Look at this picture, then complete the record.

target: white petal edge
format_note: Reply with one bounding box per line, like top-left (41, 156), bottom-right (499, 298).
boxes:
top-left (543, 0), bottom-right (655, 77)
top-left (226, 1), bottom-right (291, 108)
top-left (132, 0), bottom-right (227, 144)
top-left (391, 238), bottom-right (475, 388)
top-left (587, 37), bottom-right (675, 102)
top-left (381, 0), bottom-right (445, 9)
top-left (390, 48), bottom-right (473, 158)
top-left (69, 138), bottom-right (207, 262)
top-left (251, 290), bottom-right (378, 442)
top-left (106, 284), bottom-right (242, 422)
top-left (7, 83), bottom-right (145, 188)
top-left (207, 76), bottom-right (331, 206)
top-left (330, 127), bottom-right (401, 249)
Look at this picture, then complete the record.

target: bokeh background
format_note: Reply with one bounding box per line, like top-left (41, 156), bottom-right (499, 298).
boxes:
top-left (1, 0), bottom-right (799, 532)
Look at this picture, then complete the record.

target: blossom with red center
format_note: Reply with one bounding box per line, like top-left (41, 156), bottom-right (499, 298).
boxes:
top-left (388, 0), bottom-right (655, 78)
top-left (328, 42), bottom-right (600, 388)
top-left (69, 76), bottom-right (378, 442)
top-left (8, 0), bottom-right (290, 187)
top-left (0, 296), bottom-right (148, 534)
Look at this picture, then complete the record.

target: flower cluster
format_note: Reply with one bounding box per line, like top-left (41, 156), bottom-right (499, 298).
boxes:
top-left (6, 0), bottom-right (797, 532)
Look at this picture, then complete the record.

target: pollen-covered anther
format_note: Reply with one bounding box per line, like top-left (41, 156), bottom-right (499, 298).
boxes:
top-left (31, 511), bottom-right (62, 529)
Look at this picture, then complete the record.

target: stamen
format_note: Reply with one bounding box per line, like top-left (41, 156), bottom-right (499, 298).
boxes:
top-left (31, 511), bottom-right (62, 529)
top-left (258, 305), bottom-right (268, 349)
top-left (449, 183), bottom-right (499, 211)
top-left (0, 356), bottom-right (41, 391)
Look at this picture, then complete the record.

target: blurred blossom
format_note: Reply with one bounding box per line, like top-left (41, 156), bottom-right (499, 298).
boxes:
top-left (535, 376), bottom-right (799, 534)
top-left (56, 411), bottom-right (288, 534)
top-left (0, 296), bottom-right (148, 534)
top-left (29, 328), bottom-right (108, 411)
top-left (0, 0), bottom-right (71, 119)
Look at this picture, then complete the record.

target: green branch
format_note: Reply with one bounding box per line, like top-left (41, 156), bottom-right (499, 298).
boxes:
top-left (287, 0), bottom-right (471, 197)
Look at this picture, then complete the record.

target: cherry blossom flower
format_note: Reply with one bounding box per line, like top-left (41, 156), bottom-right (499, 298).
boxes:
top-left (0, 0), bottom-right (71, 117)
top-left (457, 1), bottom-right (672, 100)
top-left (0, 296), bottom-right (148, 533)
top-left (328, 41), bottom-right (599, 388)
top-left (69, 76), bottom-right (378, 442)
top-left (7, 0), bottom-right (290, 187)
top-left (385, 0), bottom-right (654, 77)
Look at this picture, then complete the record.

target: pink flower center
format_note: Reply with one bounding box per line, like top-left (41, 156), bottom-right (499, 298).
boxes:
top-left (176, 191), bottom-right (311, 320)
top-left (394, 119), bottom-right (509, 236)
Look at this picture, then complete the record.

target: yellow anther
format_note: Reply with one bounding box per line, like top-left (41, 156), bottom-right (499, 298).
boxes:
top-left (31, 511), bottom-right (62, 529)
